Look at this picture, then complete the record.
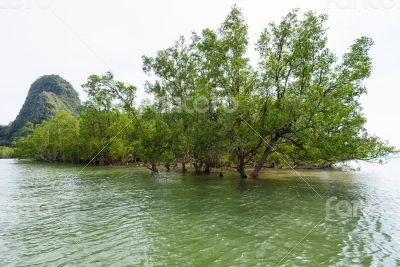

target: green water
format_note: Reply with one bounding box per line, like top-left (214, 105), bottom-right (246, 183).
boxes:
top-left (0, 159), bottom-right (399, 266)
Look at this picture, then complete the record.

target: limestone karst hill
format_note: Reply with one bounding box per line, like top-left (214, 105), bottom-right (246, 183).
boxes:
top-left (0, 75), bottom-right (80, 146)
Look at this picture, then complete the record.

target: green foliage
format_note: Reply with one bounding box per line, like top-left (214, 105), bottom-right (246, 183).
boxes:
top-left (11, 6), bottom-right (396, 177)
top-left (0, 125), bottom-right (10, 146)
top-left (249, 10), bottom-right (393, 174)
top-left (0, 146), bottom-right (15, 158)
top-left (14, 111), bottom-right (80, 163)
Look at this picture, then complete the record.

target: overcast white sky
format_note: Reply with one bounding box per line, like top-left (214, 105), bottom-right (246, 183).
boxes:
top-left (1, 0), bottom-right (399, 147)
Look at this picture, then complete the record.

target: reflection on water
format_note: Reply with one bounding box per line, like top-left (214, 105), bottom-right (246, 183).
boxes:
top-left (0, 159), bottom-right (399, 266)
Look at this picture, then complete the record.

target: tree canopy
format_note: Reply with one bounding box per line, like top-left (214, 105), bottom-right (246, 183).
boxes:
top-left (13, 6), bottom-right (395, 178)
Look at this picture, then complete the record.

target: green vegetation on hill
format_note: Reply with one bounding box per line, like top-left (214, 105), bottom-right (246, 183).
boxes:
top-left (0, 75), bottom-right (80, 146)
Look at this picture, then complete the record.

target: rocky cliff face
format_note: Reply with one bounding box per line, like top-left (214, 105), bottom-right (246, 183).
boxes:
top-left (0, 75), bottom-right (81, 145)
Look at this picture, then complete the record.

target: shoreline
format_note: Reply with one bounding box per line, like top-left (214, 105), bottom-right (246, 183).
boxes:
top-left (3, 158), bottom-right (358, 173)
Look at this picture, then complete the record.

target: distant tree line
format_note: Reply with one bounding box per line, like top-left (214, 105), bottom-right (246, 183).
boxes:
top-left (13, 7), bottom-right (395, 178)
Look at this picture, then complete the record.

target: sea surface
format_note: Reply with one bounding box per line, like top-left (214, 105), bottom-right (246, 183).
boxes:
top-left (0, 158), bottom-right (399, 266)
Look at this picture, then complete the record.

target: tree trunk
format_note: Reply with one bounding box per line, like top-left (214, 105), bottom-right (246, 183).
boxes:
top-left (250, 146), bottom-right (274, 179)
top-left (237, 156), bottom-right (247, 179)
top-left (204, 158), bottom-right (211, 174)
top-left (151, 162), bottom-right (158, 173)
top-left (193, 161), bottom-right (203, 174)
top-left (182, 160), bottom-right (187, 173)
